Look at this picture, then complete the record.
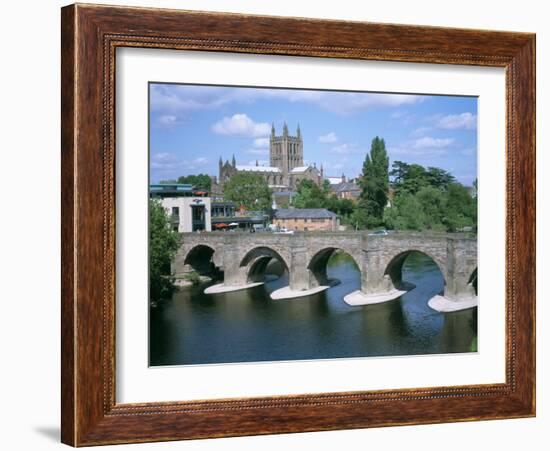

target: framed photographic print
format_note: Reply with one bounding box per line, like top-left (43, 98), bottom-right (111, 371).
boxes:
top-left (61, 3), bottom-right (535, 446)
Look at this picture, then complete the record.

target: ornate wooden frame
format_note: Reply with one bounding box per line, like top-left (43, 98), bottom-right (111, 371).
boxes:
top-left (61, 3), bottom-right (536, 446)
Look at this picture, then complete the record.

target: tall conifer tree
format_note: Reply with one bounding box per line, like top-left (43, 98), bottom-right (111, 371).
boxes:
top-left (358, 136), bottom-right (389, 227)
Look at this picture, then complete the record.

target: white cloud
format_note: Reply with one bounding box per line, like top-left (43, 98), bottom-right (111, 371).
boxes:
top-left (413, 137), bottom-right (455, 149)
top-left (156, 114), bottom-right (181, 127)
top-left (332, 142), bottom-right (362, 154)
top-left (321, 160), bottom-right (354, 176)
top-left (253, 137), bottom-right (270, 148)
top-left (388, 137), bottom-right (455, 157)
top-left (437, 112), bottom-right (477, 130)
top-left (150, 85), bottom-right (236, 113)
top-left (299, 92), bottom-right (423, 115)
top-left (389, 146), bottom-right (448, 157)
top-left (193, 157), bottom-right (209, 165)
top-left (246, 148), bottom-right (269, 155)
top-left (391, 111), bottom-right (406, 119)
top-left (150, 152), bottom-right (179, 170)
top-left (151, 83), bottom-right (424, 117)
top-left (246, 137), bottom-right (270, 155)
top-left (318, 132), bottom-right (338, 143)
top-left (150, 152), bottom-right (209, 177)
top-left (211, 114), bottom-right (270, 137)
top-left (410, 126), bottom-right (432, 137)
top-left (331, 163), bottom-right (345, 170)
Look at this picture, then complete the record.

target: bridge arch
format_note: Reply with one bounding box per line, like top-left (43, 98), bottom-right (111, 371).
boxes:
top-left (383, 249), bottom-right (446, 290)
top-left (183, 244), bottom-right (218, 275)
top-left (307, 247), bottom-right (361, 287)
top-left (239, 246), bottom-right (289, 284)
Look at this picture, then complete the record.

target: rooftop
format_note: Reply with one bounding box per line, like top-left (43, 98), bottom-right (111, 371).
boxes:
top-left (149, 183), bottom-right (210, 198)
top-left (236, 165), bottom-right (281, 173)
top-left (150, 183), bottom-right (194, 192)
top-left (332, 182), bottom-right (360, 192)
top-left (290, 166), bottom-right (310, 173)
top-left (274, 208), bottom-right (337, 219)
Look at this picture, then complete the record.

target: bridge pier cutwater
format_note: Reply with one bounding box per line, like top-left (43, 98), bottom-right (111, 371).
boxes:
top-left (173, 231), bottom-right (478, 312)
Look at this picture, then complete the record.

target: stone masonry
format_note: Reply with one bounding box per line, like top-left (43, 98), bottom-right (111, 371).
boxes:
top-left (173, 231), bottom-right (478, 303)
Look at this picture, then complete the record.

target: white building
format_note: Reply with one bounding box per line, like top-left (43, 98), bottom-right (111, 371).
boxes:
top-left (150, 184), bottom-right (211, 232)
top-left (161, 197), bottom-right (212, 233)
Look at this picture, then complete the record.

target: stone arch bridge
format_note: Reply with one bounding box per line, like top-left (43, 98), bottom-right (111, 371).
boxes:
top-left (173, 231), bottom-right (477, 309)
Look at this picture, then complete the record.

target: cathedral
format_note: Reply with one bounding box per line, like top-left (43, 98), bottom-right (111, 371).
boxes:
top-left (214, 123), bottom-right (323, 194)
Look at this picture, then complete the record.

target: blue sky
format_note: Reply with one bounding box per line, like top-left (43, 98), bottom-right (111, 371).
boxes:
top-left (149, 83), bottom-right (477, 185)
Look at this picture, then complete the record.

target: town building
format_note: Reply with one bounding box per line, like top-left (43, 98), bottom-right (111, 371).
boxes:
top-left (327, 174), bottom-right (361, 201)
top-left (150, 184), bottom-right (211, 232)
top-left (331, 181), bottom-right (361, 201)
top-left (211, 201), bottom-right (268, 231)
top-left (273, 208), bottom-right (339, 232)
top-left (213, 123), bottom-right (324, 194)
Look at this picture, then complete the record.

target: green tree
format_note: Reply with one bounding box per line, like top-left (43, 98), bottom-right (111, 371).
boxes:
top-left (223, 172), bottom-right (272, 211)
top-left (385, 161), bottom-right (477, 232)
top-left (338, 198), bottom-right (356, 217)
top-left (426, 167), bottom-right (455, 190)
top-left (389, 160), bottom-right (410, 186)
top-left (443, 183), bottom-right (477, 231)
top-left (176, 173), bottom-right (212, 191)
top-left (349, 199), bottom-right (370, 230)
top-left (391, 162), bottom-right (453, 195)
top-left (400, 164), bottom-right (428, 195)
top-left (382, 203), bottom-right (403, 230)
top-left (149, 199), bottom-right (179, 304)
top-left (357, 136), bottom-right (389, 227)
top-left (327, 197), bottom-right (355, 217)
top-left (416, 186), bottom-right (447, 230)
top-left (391, 193), bottom-right (426, 230)
top-left (293, 179), bottom-right (327, 208)
top-left (322, 178), bottom-right (331, 194)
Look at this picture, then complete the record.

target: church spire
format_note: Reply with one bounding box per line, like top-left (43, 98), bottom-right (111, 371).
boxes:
top-left (271, 122), bottom-right (276, 138)
top-left (296, 123), bottom-right (301, 138)
top-left (283, 121), bottom-right (288, 137)
top-left (231, 154), bottom-right (236, 167)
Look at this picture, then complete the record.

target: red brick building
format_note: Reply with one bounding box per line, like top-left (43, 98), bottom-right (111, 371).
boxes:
top-left (273, 208), bottom-right (339, 232)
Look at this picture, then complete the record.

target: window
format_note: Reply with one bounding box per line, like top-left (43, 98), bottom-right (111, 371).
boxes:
top-left (192, 206), bottom-right (204, 221)
top-left (171, 206), bottom-right (179, 217)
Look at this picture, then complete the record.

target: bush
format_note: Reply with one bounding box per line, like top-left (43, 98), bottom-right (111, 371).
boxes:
top-left (149, 199), bottom-right (179, 303)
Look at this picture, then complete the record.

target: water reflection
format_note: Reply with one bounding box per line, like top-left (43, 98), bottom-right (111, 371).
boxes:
top-left (149, 251), bottom-right (477, 366)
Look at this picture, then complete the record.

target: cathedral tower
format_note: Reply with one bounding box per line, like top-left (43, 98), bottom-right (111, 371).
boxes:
top-left (269, 122), bottom-right (304, 173)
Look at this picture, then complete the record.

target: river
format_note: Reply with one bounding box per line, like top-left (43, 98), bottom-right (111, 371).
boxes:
top-left (149, 251), bottom-right (477, 366)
